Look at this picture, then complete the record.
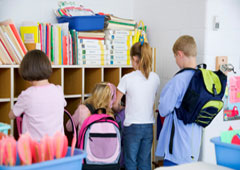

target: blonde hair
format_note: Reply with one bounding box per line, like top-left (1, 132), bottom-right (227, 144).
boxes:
top-left (130, 42), bottom-right (152, 79)
top-left (172, 35), bottom-right (197, 57)
top-left (84, 82), bottom-right (116, 115)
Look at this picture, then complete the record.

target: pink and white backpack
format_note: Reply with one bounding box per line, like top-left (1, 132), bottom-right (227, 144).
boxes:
top-left (77, 113), bottom-right (121, 166)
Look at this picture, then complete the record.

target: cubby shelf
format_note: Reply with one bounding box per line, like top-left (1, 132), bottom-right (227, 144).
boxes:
top-left (0, 65), bottom-right (134, 136)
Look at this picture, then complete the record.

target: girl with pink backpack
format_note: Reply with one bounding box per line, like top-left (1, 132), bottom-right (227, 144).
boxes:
top-left (66, 82), bottom-right (121, 170)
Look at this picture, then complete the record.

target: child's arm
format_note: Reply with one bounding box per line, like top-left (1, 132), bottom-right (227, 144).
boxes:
top-left (66, 105), bottom-right (91, 132)
top-left (158, 78), bottom-right (183, 117)
top-left (9, 110), bottom-right (16, 119)
top-left (112, 89), bottom-right (124, 112)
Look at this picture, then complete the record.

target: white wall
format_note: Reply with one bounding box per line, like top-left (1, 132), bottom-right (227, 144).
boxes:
top-left (201, 0), bottom-right (240, 164)
top-left (133, 0), bottom-right (206, 93)
top-left (0, 0), bottom-right (134, 28)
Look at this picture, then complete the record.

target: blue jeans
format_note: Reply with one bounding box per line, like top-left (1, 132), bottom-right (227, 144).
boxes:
top-left (123, 124), bottom-right (153, 170)
top-left (163, 159), bottom-right (177, 166)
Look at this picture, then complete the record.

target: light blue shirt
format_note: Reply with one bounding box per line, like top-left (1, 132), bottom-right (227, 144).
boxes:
top-left (155, 70), bottom-right (202, 164)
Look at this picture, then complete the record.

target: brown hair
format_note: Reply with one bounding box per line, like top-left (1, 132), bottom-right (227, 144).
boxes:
top-left (84, 82), bottom-right (116, 115)
top-left (19, 50), bottom-right (52, 81)
top-left (172, 35), bottom-right (197, 57)
top-left (130, 42), bottom-right (152, 79)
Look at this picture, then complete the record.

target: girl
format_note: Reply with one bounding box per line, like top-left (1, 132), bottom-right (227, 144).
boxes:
top-left (113, 42), bottom-right (160, 170)
top-left (66, 82), bottom-right (116, 133)
top-left (9, 50), bottom-right (66, 141)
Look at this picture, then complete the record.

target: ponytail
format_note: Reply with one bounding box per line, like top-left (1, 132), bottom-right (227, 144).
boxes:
top-left (130, 42), bottom-right (152, 79)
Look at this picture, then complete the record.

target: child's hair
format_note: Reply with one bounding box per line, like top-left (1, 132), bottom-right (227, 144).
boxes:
top-left (172, 35), bottom-right (197, 57)
top-left (19, 50), bottom-right (52, 81)
top-left (84, 82), bottom-right (116, 114)
top-left (130, 42), bottom-right (152, 79)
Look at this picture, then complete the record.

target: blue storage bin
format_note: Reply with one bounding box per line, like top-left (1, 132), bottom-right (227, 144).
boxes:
top-left (0, 122), bottom-right (11, 134)
top-left (211, 137), bottom-right (240, 169)
top-left (0, 147), bottom-right (86, 170)
top-left (57, 15), bottom-right (105, 31)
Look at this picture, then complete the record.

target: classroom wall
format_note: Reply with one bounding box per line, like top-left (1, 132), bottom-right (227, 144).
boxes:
top-left (200, 0), bottom-right (240, 164)
top-left (133, 0), bottom-right (206, 93)
top-left (0, 0), bottom-right (134, 28)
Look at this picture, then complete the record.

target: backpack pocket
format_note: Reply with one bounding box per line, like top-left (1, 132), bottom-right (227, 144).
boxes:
top-left (195, 100), bottom-right (223, 127)
top-left (182, 88), bottom-right (199, 113)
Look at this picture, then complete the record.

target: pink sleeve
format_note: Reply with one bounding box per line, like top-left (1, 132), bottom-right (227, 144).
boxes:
top-left (66, 104), bottom-right (91, 132)
top-left (12, 91), bottom-right (28, 117)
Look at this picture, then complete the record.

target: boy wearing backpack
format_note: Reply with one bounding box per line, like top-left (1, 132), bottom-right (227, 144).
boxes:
top-left (155, 35), bottom-right (202, 166)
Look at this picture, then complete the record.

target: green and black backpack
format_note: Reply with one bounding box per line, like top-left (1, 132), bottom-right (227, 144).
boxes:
top-left (169, 64), bottom-right (227, 154)
top-left (175, 64), bottom-right (227, 127)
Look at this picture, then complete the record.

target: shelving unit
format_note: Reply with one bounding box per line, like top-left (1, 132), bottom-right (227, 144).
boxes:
top-left (0, 65), bottom-right (135, 136)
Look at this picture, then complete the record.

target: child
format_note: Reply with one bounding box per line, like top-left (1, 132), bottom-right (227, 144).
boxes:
top-left (66, 82), bottom-right (116, 133)
top-left (113, 42), bottom-right (160, 170)
top-left (9, 50), bottom-right (66, 141)
top-left (155, 35), bottom-right (202, 166)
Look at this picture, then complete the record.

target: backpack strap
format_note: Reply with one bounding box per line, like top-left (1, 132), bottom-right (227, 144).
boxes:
top-left (85, 103), bottom-right (107, 114)
top-left (175, 64), bottom-right (207, 75)
top-left (169, 116), bottom-right (175, 154)
top-left (85, 103), bottom-right (96, 114)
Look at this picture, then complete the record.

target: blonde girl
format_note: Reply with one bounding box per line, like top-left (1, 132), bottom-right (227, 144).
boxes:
top-left (66, 82), bottom-right (116, 133)
top-left (113, 42), bottom-right (160, 170)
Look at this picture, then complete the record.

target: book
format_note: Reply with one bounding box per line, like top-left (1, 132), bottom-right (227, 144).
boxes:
top-left (8, 23), bottom-right (27, 54)
top-left (78, 44), bottom-right (106, 50)
top-left (3, 25), bottom-right (24, 59)
top-left (78, 39), bottom-right (104, 45)
top-left (0, 27), bottom-right (19, 64)
top-left (0, 39), bottom-right (13, 64)
top-left (78, 36), bottom-right (104, 40)
top-left (108, 20), bottom-right (136, 27)
top-left (79, 54), bottom-right (106, 60)
top-left (20, 26), bottom-right (39, 43)
top-left (107, 15), bottom-right (136, 25)
top-left (106, 22), bottom-right (135, 30)
top-left (105, 30), bottom-right (135, 36)
top-left (78, 49), bottom-right (108, 55)
top-left (77, 31), bottom-right (105, 38)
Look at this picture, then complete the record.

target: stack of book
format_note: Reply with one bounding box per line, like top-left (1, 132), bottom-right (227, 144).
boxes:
top-left (105, 30), bottom-right (134, 65)
top-left (77, 31), bottom-right (107, 65)
top-left (0, 20), bottom-right (27, 65)
top-left (20, 22), bottom-right (73, 65)
top-left (106, 15), bottom-right (136, 31)
top-left (104, 15), bottom-right (137, 65)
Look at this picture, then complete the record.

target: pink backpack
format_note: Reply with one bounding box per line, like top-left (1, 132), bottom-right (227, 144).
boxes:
top-left (77, 113), bottom-right (121, 165)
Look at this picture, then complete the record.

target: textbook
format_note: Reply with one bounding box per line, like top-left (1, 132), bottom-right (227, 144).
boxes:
top-left (20, 26), bottom-right (39, 43)
top-left (107, 15), bottom-right (136, 25)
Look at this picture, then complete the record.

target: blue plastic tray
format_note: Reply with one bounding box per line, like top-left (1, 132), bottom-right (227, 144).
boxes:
top-left (0, 147), bottom-right (86, 170)
top-left (211, 137), bottom-right (240, 169)
top-left (57, 15), bottom-right (105, 31)
top-left (0, 122), bottom-right (11, 134)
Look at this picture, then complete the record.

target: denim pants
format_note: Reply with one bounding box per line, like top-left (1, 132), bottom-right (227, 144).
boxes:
top-left (123, 124), bottom-right (153, 170)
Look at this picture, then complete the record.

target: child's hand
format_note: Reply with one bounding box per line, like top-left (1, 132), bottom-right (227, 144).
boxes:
top-left (9, 110), bottom-right (16, 119)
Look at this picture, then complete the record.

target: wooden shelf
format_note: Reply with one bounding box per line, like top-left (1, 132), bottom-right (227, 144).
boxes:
top-left (0, 102), bottom-right (11, 124)
top-left (64, 68), bottom-right (82, 95)
top-left (122, 67), bottom-right (134, 77)
top-left (84, 68), bottom-right (101, 94)
top-left (104, 68), bottom-right (120, 87)
top-left (0, 68), bottom-right (11, 98)
top-left (49, 68), bottom-right (61, 85)
top-left (14, 68), bottom-right (31, 97)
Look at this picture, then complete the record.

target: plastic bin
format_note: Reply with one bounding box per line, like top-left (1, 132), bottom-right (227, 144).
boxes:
top-left (211, 137), bottom-right (240, 169)
top-left (0, 147), bottom-right (86, 170)
top-left (0, 122), bottom-right (11, 134)
top-left (57, 15), bottom-right (105, 31)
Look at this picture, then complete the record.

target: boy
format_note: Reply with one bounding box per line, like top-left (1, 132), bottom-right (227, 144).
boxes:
top-left (155, 35), bottom-right (202, 166)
